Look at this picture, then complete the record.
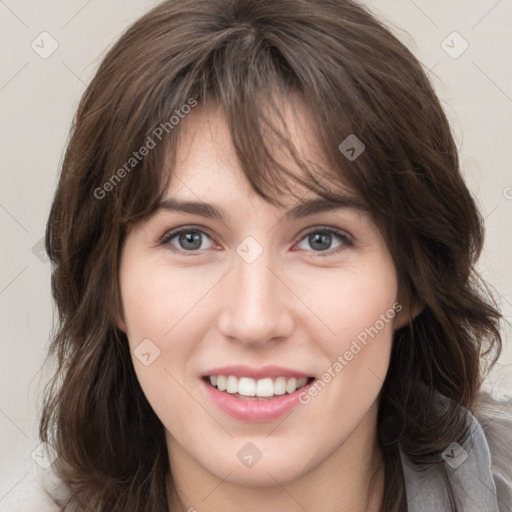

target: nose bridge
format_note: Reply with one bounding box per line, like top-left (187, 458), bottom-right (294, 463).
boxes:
top-left (217, 243), bottom-right (293, 344)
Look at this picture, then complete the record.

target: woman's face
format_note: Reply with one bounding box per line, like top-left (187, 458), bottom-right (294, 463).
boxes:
top-left (118, 97), bottom-right (404, 487)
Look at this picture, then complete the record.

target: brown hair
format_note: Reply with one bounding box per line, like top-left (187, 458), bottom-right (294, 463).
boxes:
top-left (41, 0), bottom-right (502, 510)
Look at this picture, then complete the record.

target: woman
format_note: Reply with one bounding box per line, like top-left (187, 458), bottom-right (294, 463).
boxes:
top-left (19, 0), bottom-right (512, 510)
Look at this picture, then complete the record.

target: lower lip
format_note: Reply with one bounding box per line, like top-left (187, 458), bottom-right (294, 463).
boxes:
top-left (201, 378), bottom-right (316, 422)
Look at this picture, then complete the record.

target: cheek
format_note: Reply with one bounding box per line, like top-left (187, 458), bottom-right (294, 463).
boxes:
top-left (328, 275), bottom-right (398, 365)
top-left (120, 257), bottom-right (219, 342)
top-left (293, 255), bottom-right (398, 354)
top-left (293, 257), bottom-right (398, 423)
top-left (119, 257), bottom-right (219, 418)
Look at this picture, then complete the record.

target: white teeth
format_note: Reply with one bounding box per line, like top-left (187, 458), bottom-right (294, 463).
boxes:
top-left (286, 377), bottom-right (297, 394)
top-left (256, 378), bottom-right (274, 397)
top-left (273, 377), bottom-right (287, 395)
top-left (217, 375), bottom-right (227, 391)
top-left (226, 375), bottom-right (238, 393)
top-left (298, 377), bottom-right (308, 388)
top-left (238, 377), bottom-right (256, 396)
top-left (208, 375), bottom-right (310, 397)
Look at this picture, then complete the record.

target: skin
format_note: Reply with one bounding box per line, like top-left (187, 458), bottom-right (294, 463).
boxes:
top-left (118, 96), bottom-right (410, 512)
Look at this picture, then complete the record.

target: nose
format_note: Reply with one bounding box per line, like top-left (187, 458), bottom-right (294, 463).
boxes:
top-left (216, 248), bottom-right (294, 347)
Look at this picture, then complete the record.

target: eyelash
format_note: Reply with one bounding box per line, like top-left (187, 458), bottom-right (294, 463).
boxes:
top-left (158, 225), bottom-right (353, 257)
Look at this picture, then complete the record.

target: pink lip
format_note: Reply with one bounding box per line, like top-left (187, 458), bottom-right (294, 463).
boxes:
top-left (200, 376), bottom-right (316, 422)
top-left (201, 365), bottom-right (312, 380)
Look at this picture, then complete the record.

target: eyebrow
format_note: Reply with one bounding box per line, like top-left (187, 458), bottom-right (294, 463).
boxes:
top-left (156, 196), bottom-right (368, 220)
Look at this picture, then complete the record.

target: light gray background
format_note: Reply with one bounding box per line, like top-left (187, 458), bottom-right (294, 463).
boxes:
top-left (1, 0), bottom-right (511, 504)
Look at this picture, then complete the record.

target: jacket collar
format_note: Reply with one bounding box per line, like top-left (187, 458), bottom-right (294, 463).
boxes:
top-left (399, 410), bottom-right (500, 511)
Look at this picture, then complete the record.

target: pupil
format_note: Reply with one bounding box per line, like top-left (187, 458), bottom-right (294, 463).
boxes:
top-left (310, 232), bottom-right (331, 251)
top-left (180, 232), bottom-right (202, 250)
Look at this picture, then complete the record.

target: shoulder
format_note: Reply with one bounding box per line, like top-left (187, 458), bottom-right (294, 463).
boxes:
top-left (399, 388), bottom-right (512, 512)
top-left (0, 448), bottom-right (71, 512)
top-left (473, 388), bottom-right (512, 510)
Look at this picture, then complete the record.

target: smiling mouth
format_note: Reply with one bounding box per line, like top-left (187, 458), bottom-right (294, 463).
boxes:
top-left (202, 375), bottom-right (315, 400)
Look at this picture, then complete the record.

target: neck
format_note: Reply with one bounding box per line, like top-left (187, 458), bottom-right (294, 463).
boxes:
top-left (166, 402), bottom-right (385, 512)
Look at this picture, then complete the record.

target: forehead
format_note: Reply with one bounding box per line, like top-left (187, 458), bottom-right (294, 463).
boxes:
top-left (166, 94), bottom-right (358, 207)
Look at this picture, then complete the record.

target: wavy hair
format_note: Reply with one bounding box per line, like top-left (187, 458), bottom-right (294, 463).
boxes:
top-left (40, 0), bottom-right (502, 510)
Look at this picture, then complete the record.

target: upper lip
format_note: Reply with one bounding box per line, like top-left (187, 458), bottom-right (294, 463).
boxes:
top-left (201, 365), bottom-right (313, 380)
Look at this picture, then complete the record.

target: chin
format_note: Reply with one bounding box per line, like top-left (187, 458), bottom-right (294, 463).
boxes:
top-left (199, 441), bottom-right (318, 487)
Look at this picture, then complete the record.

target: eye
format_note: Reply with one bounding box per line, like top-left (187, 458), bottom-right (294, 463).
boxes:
top-left (294, 227), bottom-right (352, 256)
top-left (160, 227), bottom-right (215, 253)
top-left (159, 225), bottom-right (352, 256)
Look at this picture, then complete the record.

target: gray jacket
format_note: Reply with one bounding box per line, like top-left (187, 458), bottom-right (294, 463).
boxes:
top-left (400, 390), bottom-right (512, 511)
